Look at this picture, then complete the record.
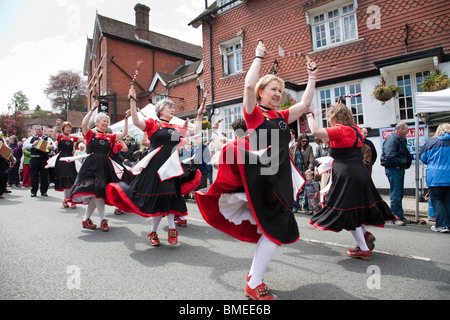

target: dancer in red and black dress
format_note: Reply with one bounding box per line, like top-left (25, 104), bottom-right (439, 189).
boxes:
top-left (66, 101), bottom-right (128, 231)
top-left (106, 88), bottom-right (203, 245)
top-left (307, 102), bottom-right (396, 260)
top-left (51, 118), bottom-right (83, 209)
top-left (196, 41), bottom-right (318, 300)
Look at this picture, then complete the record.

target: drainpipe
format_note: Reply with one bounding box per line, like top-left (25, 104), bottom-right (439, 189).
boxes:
top-left (205, 19), bottom-right (214, 121)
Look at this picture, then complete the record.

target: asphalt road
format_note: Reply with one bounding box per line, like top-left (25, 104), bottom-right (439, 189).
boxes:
top-left (1, 186), bottom-right (449, 302)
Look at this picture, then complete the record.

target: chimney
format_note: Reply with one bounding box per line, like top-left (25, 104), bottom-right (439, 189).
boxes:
top-left (135, 3), bottom-right (150, 40)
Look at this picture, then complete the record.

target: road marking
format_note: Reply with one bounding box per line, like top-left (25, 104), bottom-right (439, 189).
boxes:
top-left (301, 238), bottom-right (432, 262)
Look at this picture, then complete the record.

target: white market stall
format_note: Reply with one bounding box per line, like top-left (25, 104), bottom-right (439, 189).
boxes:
top-left (414, 87), bottom-right (450, 220)
top-left (109, 103), bottom-right (187, 141)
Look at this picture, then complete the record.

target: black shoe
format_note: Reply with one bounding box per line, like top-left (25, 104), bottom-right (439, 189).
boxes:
top-left (41, 193), bottom-right (48, 197)
top-left (31, 193), bottom-right (36, 197)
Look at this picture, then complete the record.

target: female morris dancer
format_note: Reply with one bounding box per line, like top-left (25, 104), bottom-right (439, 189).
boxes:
top-left (66, 101), bottom-right (128, 231)
top-left (51, 118), bottom-right (84, 209)
top-left (106, 88), bottom-right (203, 245)
top-left (196, 40), bottom-right (318, 300)
top-left (306, 102), bottom-right (396, 260)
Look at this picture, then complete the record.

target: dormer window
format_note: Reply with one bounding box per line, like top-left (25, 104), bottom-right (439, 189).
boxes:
top-left (219, 36), bottom-right (243, 77)
top-left (217, 0), bottom-right (242, 13)
top-left (308, 2), bottom-right (358, 51)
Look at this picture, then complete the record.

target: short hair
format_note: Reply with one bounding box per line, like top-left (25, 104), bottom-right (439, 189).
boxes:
top-left (61, 121), bottom-right (72, 131)
top-left (395, 122), bottom-right (408, 131)
top-left (232, 117), bottom-right (247, 137)
top-left (327, 103), bottom-right (354, 126)
top-left (255, 74), bottom-right (285, 101)
top-left (155, 99), bottom-right (175, 118)
top-left (95, 112), bottom-right (110, 124)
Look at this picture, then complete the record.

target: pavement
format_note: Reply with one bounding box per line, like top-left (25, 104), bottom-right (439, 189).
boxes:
top-left (380, 195), bottom-right (429, 220)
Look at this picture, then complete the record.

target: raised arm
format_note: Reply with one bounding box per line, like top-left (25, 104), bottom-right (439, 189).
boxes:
top-left (82, 100), bottom-right (98, 136)
top-left (115, 109), bottom-right (130, 141)
top-left (128, 87), bottom-right (146, 131)
top-left (52, 118), bottom-right (61, 141)
top-left (186, 92), bottom-right (208, 137)
top-left (306, 111), bottom-right (329, 141)
top-left (287, 59), bottom-right (318, 124)
top-left (243, 41), bottom-right (266, 115)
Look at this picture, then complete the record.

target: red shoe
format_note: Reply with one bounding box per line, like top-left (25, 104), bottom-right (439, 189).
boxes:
top-left (147, 232), bottom-right (160, 246)
top-left (114, 208), bottom-right (123, 215)
top-left (364, 231), bottom-right (376, 251)
top-left (62, 201), bottom-right (69, 208)
top-left (0, 195), bottom-right (4, 199)
top-left (174, 218), bottom-right (187, 227)
top-left (100, 219), bottom-right (109, 232)
top-left (82, 219), bottom-right (97, 229)
top-left (245, 282), bottom-right (275, 300)
top-left (347, 246), bottom-right (371, 260)
top-left (168, 228), bottom-right (178, 245)
top-left (70, 203), bottom-right (76, 209)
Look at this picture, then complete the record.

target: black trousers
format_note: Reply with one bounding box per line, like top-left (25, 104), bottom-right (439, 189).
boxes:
top-left (30, 157), bottom-right (49, 195)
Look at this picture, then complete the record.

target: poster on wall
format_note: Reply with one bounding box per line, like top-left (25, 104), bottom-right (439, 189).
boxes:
top-left (379, 124), bottom-right (427, 162)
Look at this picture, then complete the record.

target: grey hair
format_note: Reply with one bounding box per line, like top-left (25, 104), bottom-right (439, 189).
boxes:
top-left (95, 112), bottom-right (110, 124)
top-left (155, 99), bottom-right (175, 118)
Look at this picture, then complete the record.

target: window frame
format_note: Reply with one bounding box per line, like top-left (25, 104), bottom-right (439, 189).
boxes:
top-left (219, 36), bottom-right (243, 77)
top-left (309, 2), bottom-right (359, 51)
top-left (318, 82), bottom-right (364, 127)
top-left (395, 69), bottom-right (431, 121)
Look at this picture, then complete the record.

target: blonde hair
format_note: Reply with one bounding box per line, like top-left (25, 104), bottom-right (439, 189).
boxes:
top-left (433, 123), bottom-right (450, 137)
top-left (255, 74), bottom-right (285, 101)
top-left (327, 103), bottom-right (354, 126)
top-left (61, 121), bottom-right (72, 132)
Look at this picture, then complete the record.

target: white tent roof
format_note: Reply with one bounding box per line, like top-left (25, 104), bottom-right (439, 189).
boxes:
top-left (109, 103), bottom-right (187, 139)
top-left (416, 88), bottom-right (450, 124)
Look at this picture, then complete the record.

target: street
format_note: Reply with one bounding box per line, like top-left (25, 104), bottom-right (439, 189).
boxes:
top-left (1, 186), bottom-right (449, 302)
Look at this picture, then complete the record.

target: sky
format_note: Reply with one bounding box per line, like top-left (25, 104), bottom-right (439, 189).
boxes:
top-left (0, 0), bottom-right (205, 115)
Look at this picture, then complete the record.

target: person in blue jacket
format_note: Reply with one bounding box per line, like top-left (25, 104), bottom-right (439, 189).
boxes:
top-left (420, 123), bottom-right (450, 233)
top-left (381, 122), bottom-right (412, 225)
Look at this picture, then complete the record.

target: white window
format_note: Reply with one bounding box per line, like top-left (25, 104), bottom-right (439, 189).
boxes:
top-left (310, 3), bottom-right (358, 51)
top-left (151, 93), bottom-right (168, 105)
top-left (396, 70), bottom-right (431, 121)
top-left (319, 82), bottom-right (363, 127)
top-left (217, 0), bottom-right (242, 13)
top-left (219, 37), bottom-right (243, 77)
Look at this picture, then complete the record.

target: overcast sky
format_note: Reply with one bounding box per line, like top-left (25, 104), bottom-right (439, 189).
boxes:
top-left (0, 0), bottom-right (205, 115)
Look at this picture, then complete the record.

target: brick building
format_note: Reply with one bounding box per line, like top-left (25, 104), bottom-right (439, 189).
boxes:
top-left (189, 0), bottom-right (450, 192)
top-left (84, 3), bottom-right (203, 124)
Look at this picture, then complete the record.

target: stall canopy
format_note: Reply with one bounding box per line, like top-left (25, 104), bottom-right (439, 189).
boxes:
top-left (413, 87), bottom-right (450, 220)
top-left (109, 103), bottom-right (186, 140)
top-left (416, 87), bottom-right (450, 124)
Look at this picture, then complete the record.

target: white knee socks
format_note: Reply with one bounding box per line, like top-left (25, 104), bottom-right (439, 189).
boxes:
top-left (151, 214), bottom-right (176, 232)
top-left (350, 227), bottom-right (369, 251)
top-left (95, 198), bottom-right (106, 221)
top-left (151, 215), bottom-right (163, 233)
top-left (63, 189), bottom-right (70, 201)
top-left (83, 197), bottom-right (106, 221)
top-left (248, 235), bottom-right (279, 289)
top-left (83, 197), bottom-right (96, 221)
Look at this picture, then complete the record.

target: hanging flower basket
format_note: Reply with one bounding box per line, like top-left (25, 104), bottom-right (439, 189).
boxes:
top-left (420, 69), bottom-right (449, 92)
top-left (374, 89), bottom-right (395, 102)
top-left (202, 120), bottom-right (211, 130)
top-left (372, 76), bottom-right (401, 103)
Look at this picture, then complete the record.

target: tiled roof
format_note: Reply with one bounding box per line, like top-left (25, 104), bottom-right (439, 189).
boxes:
top-left (97, 14), bottom-right (202, 60)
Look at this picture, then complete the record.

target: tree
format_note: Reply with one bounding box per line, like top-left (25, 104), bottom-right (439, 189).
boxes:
top-left (44, 70), bottom-right (87, 119)
top-left (7, 91), bottom-right (29, 111)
